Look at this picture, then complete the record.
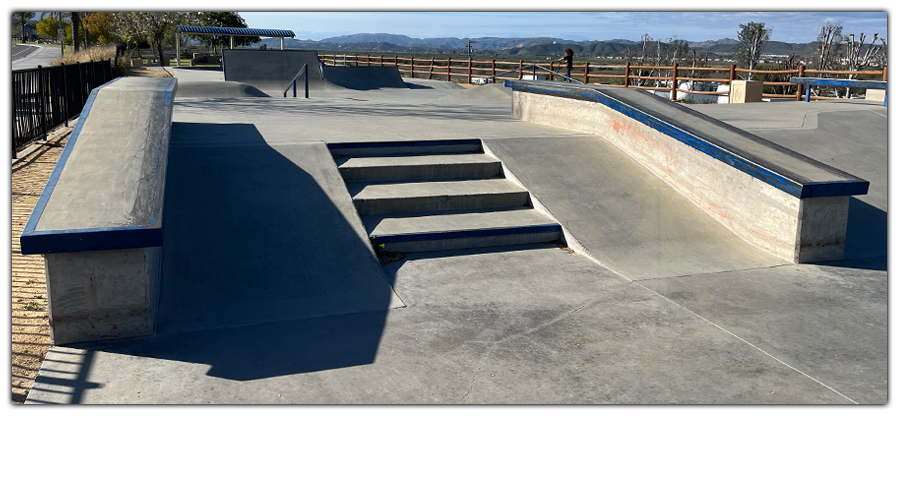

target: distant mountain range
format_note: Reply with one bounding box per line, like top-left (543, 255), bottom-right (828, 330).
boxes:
top-left (251, 33), bottom-right (819, 58)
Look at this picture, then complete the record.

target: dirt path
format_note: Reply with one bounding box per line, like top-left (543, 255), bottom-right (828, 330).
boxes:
top-left (11, 130), bottom-right (70, 403)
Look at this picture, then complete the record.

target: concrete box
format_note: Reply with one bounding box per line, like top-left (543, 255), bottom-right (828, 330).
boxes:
top-left (729, 79), bottom-right (763, 103)
top-left (865, 88), bottom-right (886, 101)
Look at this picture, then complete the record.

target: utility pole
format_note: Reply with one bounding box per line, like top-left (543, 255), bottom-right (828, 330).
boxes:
top-left (466, 40), bottom-right (475, 57)
top-left (58, 12), bottom-right (64, 57)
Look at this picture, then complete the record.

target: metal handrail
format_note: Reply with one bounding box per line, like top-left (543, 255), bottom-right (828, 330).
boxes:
top-left (486, 64), bottom-right (584, 84)
top-left (283, 63), bottom-right (309, 98)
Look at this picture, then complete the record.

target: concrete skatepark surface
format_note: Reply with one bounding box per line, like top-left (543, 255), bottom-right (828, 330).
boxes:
top-left (25, 67), bottom-right (887, 404)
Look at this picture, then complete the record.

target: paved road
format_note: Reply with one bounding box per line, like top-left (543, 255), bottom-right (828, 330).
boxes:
top-left (11, 43), bottom-right (63, 71)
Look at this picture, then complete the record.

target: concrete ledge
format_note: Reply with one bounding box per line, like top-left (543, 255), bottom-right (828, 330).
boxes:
top-left (19, 77), bottom-right (177, 344)
top-left (507, 81), bottom-right (868, 262)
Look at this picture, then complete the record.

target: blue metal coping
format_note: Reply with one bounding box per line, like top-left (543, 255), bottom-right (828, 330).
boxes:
top-left (19, 78), bottom-right (177, 255)
top-left (327, 138), bottom-right (484, 155)
top-left (373, 223), bottom-right (561, 244)
top-left (176, 25), bottom-right (295, 38)
top-left (505, 80), bottom-right (870, 199)
top-left (790, 77), bottom-right (887, 89)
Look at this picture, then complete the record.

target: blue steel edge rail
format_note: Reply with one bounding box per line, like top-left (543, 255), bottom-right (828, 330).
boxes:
top-left (372, 223), bottom-right (561, 244)
top-left (19, 78), bottom-right (177, 255)
top-left (327, 138), bottom-right (483, 155)
top-left (505, 81), bottom-right (870, 199)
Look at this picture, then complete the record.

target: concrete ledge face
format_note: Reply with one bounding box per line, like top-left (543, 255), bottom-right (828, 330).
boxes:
top-left (509, 84), bottom-right (858, 262)
top-left (46, 247), bottom-right (161, 345)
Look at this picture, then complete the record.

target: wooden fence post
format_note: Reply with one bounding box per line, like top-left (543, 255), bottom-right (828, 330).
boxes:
top-left (796, 64), bottom-right (806, 101)
top-left (492, 59), bottom-right (496, 80)
top-left (447, 57), bottom-right (452, 81)
top-left (670, 63), bottom-right (679, 101)
top-left (624, 62), bottom-right (630, 88)
top-left (468, 57), bottom-right (473, 84)
top-left (729, 64), bottom-right (736, 82)
top-left (882, 65), bottom-right (888, 82)
top-left (519, 60), bottom-right (524, 80)
top-left (429, 57), bottom-right (435, 79)
top-left (380, 55), bottom-right (384, 66)
top-left (584, 62), bottom-right (590, 84)
top-left (410, 57), bottom-right (415, 78)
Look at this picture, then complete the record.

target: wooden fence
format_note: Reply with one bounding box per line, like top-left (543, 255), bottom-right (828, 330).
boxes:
top-left (320, 53), bottom-right (887, 102)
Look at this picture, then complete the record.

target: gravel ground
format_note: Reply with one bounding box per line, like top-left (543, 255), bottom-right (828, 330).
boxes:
top-left (11, 130), bottom-right (69, 403)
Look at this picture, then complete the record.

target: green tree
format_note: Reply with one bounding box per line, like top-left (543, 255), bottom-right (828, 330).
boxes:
top-left (12, 12), bottom-right (36, 42)
top-left (111, 12), bottom-right (188, 65)
top-left (35, 15), bottom-right (71, 42)
top-left (735, 21), bottom-right (772, 78)
top-left (192, 12), bottom-right (259, 53)
top-left (83, 12), bottom-right (117, 44)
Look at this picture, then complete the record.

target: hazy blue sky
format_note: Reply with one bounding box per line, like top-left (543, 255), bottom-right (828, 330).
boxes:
top-left (238, 10), bottom-right (888, 43)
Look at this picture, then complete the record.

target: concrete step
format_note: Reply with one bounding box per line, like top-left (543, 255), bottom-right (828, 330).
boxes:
top-left (337, 153), bottom-right (503, 183)
top-left (350, 179), bottom-right (530, 215)
top-left (365, 208), bottom-right (561, 253)
top-left (329, 138), bottom-right (483, 158)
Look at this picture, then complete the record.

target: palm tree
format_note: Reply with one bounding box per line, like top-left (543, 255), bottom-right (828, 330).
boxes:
top-left (12, 12), bottom-right (36, 42)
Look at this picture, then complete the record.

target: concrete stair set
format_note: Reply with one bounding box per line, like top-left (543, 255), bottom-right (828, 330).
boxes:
top-left (330, 140), bottom-right (561, 254)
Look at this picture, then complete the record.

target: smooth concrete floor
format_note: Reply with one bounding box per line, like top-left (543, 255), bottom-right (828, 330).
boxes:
top-left (26, 80), bottom-right (887, 404)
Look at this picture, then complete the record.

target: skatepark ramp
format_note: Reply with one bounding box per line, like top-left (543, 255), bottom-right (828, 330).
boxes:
top-left (223, 49), bottom-right (409, 95)
top-left (223, 49), bottom-right (325, 94)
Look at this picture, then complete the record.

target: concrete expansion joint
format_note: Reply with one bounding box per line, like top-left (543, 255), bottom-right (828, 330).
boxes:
top-left (457, 294), bottom-right (608, 403)
top-left (635, 281), bottom-right (859, 404)
top-left (633, 262), bottom-right (796, 284)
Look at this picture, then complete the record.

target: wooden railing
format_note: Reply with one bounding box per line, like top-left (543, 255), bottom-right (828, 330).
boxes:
top-left (320, 53), bottom-right (887, 102)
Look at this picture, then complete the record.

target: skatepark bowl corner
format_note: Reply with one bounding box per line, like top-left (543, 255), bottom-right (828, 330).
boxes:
top-left (19, 50), bottom-right (887, 404)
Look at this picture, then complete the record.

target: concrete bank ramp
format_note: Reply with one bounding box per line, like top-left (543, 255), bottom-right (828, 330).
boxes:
top-left (222, 48), bottom-right (324, 94)
top-left (176, 81), bottom-right (269, 98)
top-left (484, 135), bottom-right (786, 280)
top-left (439, 83), bottom-right (512, 101)
top-left (322, 66), bottom-right (407, 90)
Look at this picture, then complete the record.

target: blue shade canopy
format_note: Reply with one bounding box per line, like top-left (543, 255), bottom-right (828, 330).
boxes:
top-left (175, 26), bottom-right (295, 37)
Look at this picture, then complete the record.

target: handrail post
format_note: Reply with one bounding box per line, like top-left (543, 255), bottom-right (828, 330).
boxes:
top-left (60, 63), bottom-right (69, 127)
top-left (671, 63), bottom-right (679, 101)
top-left (37, 65), bottom-right (47, 141)
top-left (624, 62), bottom-right (630, 88)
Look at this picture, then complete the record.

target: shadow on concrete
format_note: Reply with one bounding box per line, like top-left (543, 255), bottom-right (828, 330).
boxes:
top-left (62, 123), bottom-right (394, 382)
top-left (819, 197), bottom-right (887, 271)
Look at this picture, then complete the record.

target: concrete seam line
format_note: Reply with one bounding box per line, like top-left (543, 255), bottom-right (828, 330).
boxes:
top-left (457, 294), bottom-right (611, 403)
top-left (632, 262), bottom-right (795, 283)
top-left (636, 283), bottom-right (859, 404)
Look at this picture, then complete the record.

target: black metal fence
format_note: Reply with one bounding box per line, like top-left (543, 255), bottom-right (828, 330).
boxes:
top-left (12, 59), bottom-right (116, 158)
